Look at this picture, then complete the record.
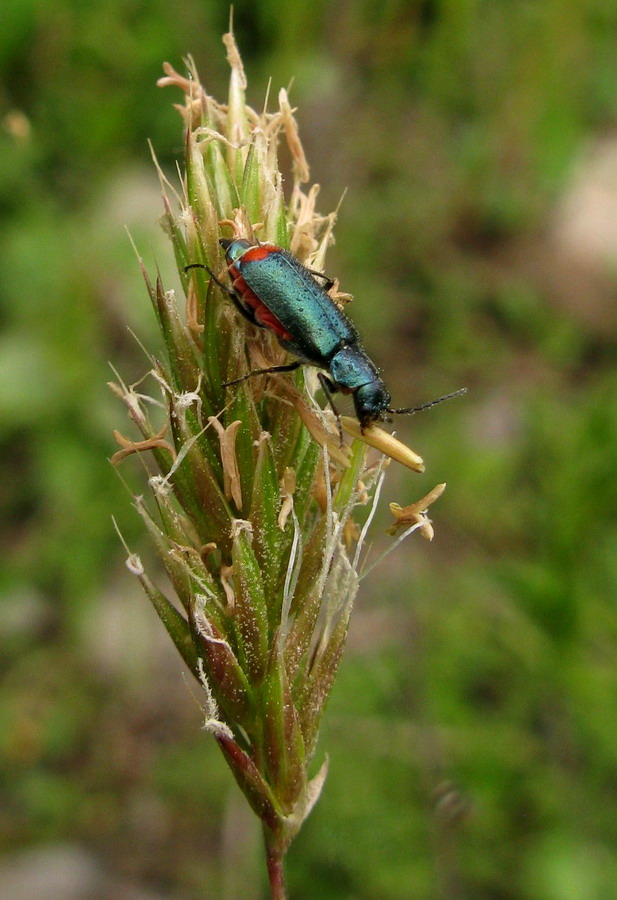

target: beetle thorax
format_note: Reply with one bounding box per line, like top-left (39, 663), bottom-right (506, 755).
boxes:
top-left (330, 345), bottom-right (390, 426)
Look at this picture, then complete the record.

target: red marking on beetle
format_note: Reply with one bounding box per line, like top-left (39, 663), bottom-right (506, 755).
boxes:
top-left (241, 244), bottom-right (280, 264)
top-left (228, 267), bottom-right (293, 341)
top-left (251, 300), bottom-right (293, 341)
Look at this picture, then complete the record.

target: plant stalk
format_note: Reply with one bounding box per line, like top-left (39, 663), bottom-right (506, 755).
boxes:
top-left (264, 828), bottom-right (287, 900)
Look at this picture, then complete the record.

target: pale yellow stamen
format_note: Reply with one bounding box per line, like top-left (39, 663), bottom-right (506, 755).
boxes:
top-left (388, 482), bottom-right (447, 541)
top-left (340, 417), bottom-right (425, 473)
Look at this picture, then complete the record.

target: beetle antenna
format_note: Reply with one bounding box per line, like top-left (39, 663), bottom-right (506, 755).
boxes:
top-left (387, 387), bottom-right (467, 416)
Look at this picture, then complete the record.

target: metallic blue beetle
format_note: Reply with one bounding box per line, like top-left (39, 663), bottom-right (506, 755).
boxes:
top-left (187, 238), bottom-right (463, 432)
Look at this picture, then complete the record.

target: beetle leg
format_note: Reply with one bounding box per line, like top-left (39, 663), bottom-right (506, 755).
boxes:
top-left (226, 294), bottom-right (261, 327)
top-left (224, 361), bottom-right (301, 388)
top-left (317, 373), bottom-right (344, 447)
top-left (307, 269), bottom-right (336, 292)
top-left (184, 262), bottom-right (259, 327)
top-left (184, 262), bottom-right (231, 294)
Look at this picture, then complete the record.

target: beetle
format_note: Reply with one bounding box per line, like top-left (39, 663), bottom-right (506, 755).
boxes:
top-left (187, 238), bottom-right (463, 432)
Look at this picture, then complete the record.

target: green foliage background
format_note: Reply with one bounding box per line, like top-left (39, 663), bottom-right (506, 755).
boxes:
top-left (2, 1), bottom-right (617, 897)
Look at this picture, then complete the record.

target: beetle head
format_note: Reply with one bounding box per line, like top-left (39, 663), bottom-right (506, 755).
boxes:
top-left (354, 381), bottom-right (391, 429)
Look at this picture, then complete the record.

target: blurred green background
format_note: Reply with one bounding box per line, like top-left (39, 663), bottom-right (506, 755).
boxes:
top-left (2, 1), bottom-right (617, 898)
